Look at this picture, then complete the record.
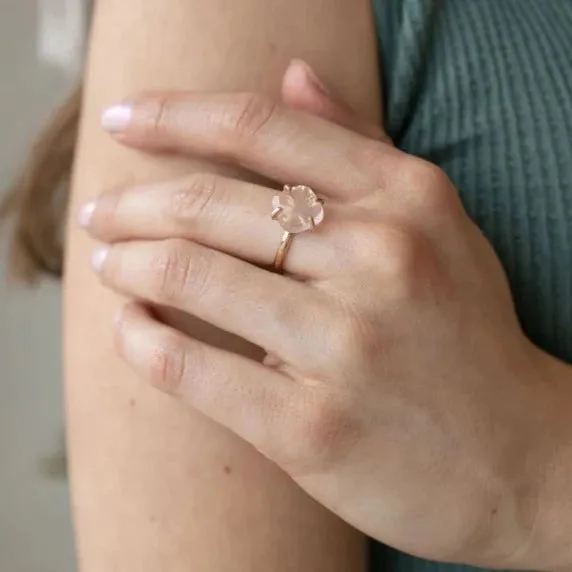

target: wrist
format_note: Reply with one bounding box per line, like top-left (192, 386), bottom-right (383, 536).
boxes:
top-left (509, 350), bottom-right (572, 571)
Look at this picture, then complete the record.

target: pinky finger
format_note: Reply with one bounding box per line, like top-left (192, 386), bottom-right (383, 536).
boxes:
top-left (115, 302), bottom-right (301, 461)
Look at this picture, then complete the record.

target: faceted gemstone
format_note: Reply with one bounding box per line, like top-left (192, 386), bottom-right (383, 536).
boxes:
top-left (272, 185), bottom-right (324, 233)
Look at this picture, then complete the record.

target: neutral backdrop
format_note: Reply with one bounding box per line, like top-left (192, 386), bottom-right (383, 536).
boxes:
top-left (0, 1), bottom-right (82, 570)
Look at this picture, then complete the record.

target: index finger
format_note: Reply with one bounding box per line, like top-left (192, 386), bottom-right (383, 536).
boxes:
top-left (101, 92), bottom-right (400, 200)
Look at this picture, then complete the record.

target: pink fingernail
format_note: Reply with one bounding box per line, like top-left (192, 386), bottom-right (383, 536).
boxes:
top-left (101, 104), bottom-right (133, 132)
top-left (292, 59), bottom-right (331, 96)
top-left (91, 246), bottom-right (109, 272)
top-left (78, 201), bottom-right (96, 228)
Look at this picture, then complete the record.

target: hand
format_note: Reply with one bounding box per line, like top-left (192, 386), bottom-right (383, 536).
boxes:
top-left (81, 60), bottom-right (571, 569)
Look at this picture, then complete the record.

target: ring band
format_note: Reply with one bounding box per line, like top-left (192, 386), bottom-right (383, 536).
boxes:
top-left (271, 184), bottom-right (324, 273)
top-left (273, 231), bottom-right (295, 274)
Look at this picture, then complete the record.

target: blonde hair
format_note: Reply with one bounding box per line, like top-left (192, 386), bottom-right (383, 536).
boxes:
top-left (0, 85), bottom-right (82, 284)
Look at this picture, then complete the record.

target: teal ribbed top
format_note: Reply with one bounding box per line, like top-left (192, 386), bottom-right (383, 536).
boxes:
top-left (371, 1), bottom-right (572, 570)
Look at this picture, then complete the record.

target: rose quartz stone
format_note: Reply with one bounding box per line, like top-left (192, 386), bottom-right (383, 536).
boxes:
top-left (272, 185), bottom-right (324, 233)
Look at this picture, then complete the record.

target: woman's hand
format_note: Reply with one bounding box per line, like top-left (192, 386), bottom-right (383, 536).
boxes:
top-left (80, 61), bottom-right (572, 569)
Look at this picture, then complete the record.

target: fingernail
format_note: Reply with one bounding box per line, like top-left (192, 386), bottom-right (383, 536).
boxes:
top-left (101, 104), bottom-right (132, 132)
top-left (91, 246), bottom-right (109, 272)
top-left (293, 59), bottom-right (331, 96)
top-left (78, 201), bottom-right (96, 228)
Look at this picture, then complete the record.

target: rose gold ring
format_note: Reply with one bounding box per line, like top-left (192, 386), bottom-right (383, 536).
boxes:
top-left (271, 184), bottom-right (324, 273)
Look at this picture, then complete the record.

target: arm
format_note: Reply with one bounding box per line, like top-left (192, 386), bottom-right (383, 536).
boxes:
top-left (64, 0), bottom-right (381, 570)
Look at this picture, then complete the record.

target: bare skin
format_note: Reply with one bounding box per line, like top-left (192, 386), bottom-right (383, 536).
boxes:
top-left (64, 1), bottom-right (381, 570)
top-left (82, 67), bottom-right (572, 571)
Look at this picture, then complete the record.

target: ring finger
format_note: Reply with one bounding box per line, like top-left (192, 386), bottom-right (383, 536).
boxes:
top-left (82, 174), bottom-right (346, 278)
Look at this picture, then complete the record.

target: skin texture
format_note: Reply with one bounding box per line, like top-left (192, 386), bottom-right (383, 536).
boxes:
top-left (81, 74), bottom-right (572, 570)
top-left (64, 2), bottom-right (380, 571)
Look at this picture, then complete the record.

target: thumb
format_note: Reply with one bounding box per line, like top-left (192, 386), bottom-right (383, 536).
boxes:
top-left (281, 59), bottom-right (391, 143)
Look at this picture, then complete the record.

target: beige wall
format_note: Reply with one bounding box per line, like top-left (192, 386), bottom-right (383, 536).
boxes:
top-left (0, 1), bottom-right (81, 570)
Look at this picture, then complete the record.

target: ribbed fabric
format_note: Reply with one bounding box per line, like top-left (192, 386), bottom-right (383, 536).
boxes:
top-left (370, 1), bottom-right (572, 570)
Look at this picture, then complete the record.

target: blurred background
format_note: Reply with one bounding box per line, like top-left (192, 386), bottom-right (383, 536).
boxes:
top-left (0, 0), bottom-right (85, 570)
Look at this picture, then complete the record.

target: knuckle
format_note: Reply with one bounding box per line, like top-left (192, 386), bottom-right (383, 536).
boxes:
top-left (150, 95), bottom-right (173, 135)
top-left (353, 224), bottom-right (426, 295)
top-left (349, 223), bottom-right (390, 263)
top-left (228, 93), bottom-right (279, 139)
top-left (167, 173), bottom-right (222, 223)
top-left (348, 140), bottom-right (391, 190)
top-left (265, 288), bottom-right (326, 346)
top-left (147, 333), bottom-right (188, 393)
top-left (402, 157), bottom-right (445, 187)
top-left (402, 158), bottom-right (459, 215)
top-left (355, 139), bottom-right (385, 166)
top-left (286, 393), bottom-right (361, 471)
top-left (150, 239), bottom-right (196, 303)
top-left (379, 230), bottom-right (424, 290)
top-left (325, 312), bottom-right (376, 371)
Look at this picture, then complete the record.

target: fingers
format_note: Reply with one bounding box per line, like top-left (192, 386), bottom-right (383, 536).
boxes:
top-left (281, 59), bottom-right (390, 143)
top-left (80, 174), bottom-right (343, 278)
top-left (92, 238), bottom-right (327, 363)
top-left (116, 302), bottom-right (301, 461)
top-left (100, 91), bottom-right (401, 201)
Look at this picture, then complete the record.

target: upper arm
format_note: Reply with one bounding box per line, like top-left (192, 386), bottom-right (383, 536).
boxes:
top-left (65, 1), bottom-right (381, 570)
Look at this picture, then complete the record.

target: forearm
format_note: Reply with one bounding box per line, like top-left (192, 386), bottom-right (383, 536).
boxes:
top-left (64, 0), bottom-right (380, 570)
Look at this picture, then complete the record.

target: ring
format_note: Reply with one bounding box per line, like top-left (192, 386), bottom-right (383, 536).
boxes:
top-left (271, 184), bottom-right (324, 273)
